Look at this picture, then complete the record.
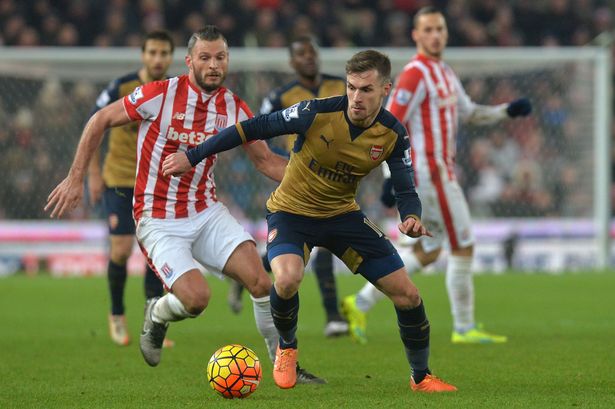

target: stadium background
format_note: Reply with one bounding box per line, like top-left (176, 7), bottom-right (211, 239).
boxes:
top-left (0, 0), bottom-right (614, 275)
top-left (1, 2), bottom-right (615, 408)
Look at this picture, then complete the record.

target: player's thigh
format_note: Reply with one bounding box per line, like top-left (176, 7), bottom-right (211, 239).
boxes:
top-left (266, 211), bottom-right (316, 287)
top-left (223, 240), bottom-right (272, 297)
top-left (135, 217), bottom-right (200, 291)
top-left (266, 211), bottom-right (316, 267)
top-left (323, 211), bottom-right (403, 285)
top-left (374, 267), bottom-right (421, 309)
top-left (191, 202), bottom-right (255, 275)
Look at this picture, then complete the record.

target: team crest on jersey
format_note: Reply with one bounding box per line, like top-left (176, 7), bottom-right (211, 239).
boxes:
top-left (128, 86), bottom-right (144, 104)
top-left (214, 114), bottom-right (227, 131)
top-left (369, 145), bottom-right (384, 161)
top-left (267, 228), bottom-right (278, 243)
top-left (160, 262), bottom-right (174, 278)
top-left (173, 112), bottom-right (185, 120)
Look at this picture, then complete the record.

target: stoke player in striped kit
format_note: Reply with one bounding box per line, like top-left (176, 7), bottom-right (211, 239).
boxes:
top-left (342, 7), bottom-right (531, 345)
top-left (45, 25), bottom-right (323, 383)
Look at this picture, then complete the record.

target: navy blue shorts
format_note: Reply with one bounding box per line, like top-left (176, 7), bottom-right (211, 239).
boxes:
top-left (103, 187), bottom-right (135, 235)
top-left (266, 210), bottom-right (403, 284)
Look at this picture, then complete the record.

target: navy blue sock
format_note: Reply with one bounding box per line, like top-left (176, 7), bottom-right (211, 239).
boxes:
top-left (144, 264), bottom-right (163, 300)
top-left (108, 260), bottom-right (127, 315)
top-left (269, 285), bottom-right (299, 349)
top-left (395, 300), bottom-right (431, 383)
top-left (314, 248), bottom-right (342, 322)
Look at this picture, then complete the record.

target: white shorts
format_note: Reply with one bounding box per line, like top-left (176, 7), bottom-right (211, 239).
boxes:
top-left (135, 202), bottom-right (254, 289)
top-left (415, 178), bottom-right (474, 253)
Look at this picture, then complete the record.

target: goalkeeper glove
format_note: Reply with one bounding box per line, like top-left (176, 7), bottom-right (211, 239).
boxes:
top-left (506, 98), bottom-right (532, 117)
top-left (380, 177), bottom-right (396, 208)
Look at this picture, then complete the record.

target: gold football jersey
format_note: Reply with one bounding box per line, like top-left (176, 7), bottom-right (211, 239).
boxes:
top-left (262, 96), bottom-right (408, 218)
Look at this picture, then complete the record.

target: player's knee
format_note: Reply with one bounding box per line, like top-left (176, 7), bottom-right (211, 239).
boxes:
top-left (110, 249), bottom-right (131, 265)
top-left (273, 272), bottom-right (301, 298)
top-left (244, 270), bottom-right (272, 298)
top-left (181, 286), bottom-right (211, 315)
top-left (390, 286), bottom-right (421, 310)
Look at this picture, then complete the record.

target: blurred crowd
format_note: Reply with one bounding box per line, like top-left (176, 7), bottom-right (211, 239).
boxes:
top-left (0, 0), bottom-right (614, 220)
top-left (1, 0), bottom-right (613, 48)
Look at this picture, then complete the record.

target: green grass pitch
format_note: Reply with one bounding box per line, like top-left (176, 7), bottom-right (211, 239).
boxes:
top-left (1, 272), bottom-right (614, 408)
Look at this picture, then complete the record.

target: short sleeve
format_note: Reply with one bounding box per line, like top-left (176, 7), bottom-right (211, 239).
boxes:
top-left (385, 66), bottom-right (426, 124)
top-left (122, 80), bottom-right (166, 121)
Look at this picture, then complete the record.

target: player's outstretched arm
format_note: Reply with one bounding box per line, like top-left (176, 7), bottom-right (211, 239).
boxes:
top-left (243, 141), bottom-right (288, 183)
top-left (45, 100), bottom-right (131, 218)
top-left (163, 105), bottom-right (308, 177)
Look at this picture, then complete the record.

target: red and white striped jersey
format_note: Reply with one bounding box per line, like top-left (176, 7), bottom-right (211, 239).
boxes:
top-left (385, 54), bottom-right (476, 185)
top-left (123, 74), bottom-right (253, 221)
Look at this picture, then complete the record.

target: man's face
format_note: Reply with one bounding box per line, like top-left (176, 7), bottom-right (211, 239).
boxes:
top-left (346, 69), bottom-right (391, 124)
top-left (290, 41), bottom-right (319, 79)
top-left (412, 13), bottom-right (448, 58)
top-left (142, 39), bottom-right (173, 80)
top-left (186, 38), bottom-right (229, 92)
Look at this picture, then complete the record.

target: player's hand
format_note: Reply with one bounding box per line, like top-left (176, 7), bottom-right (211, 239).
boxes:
top-left (88, 172), bottom-right (104, 204)
top-left (398, 217), bottom-right (432, 238)
top-left (162, 152), bottom-right (192, 177)
top-left (506, 98), bottom-right (532, 117)
top-left (380, 177), bottom-right (396, 208)
top-left (44, 176), bottom-right (83, 218)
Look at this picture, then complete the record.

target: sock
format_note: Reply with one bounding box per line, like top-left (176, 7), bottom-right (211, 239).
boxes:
top-left (251, 295), bottom-right (278, 363)
top-left (446, 255), bottom-right (474, 332)
top-left (401, 251), bottom-right (423, 274)
top-left (108, 260), bottom-right (127, 315)
top-left (395, 300), bottom-right (430, 383)
top-left (313, 248), bottom-right (342, 321)
top-left (269, 285), bottom-right (299, 349)
top-left (356, 282), bottom-right (385, 312)
top-left (144, 264), bottom-right (163, 300)
top-left (261, 253), bottom-right (271, 272)
top-left (151, 293), bottom-right (195, 324)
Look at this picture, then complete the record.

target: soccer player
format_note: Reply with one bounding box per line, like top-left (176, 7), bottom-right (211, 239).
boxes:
top-left (342, 6), bottom-right (532, 345)
top-left (45, 25), bottom-right (323, 384)
top-left (228, 35), bottom-right (349, 338)
top-left (162, 49), bottom-right (457, 392)
top-left (87, 31), bottom-right (175, 347)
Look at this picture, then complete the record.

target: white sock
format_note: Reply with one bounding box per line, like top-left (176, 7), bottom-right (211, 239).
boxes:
top-left (151, 293), bottom-right (194, 324)
top-left (251, 295), bottom-right (278, 363)
top-left (446, 255), bottom-right (474, 332)
top-left (356, 282), bottom-right (386, 312)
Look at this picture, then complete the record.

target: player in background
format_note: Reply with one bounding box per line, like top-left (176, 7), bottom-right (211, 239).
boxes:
top-left (87, 31), bottom-right (175, 347)
top-left (45, 25), bottom-right (323, 384)
top-left (342, 6), bottom-right (532, 345)
top-left (227, 35), bottom-right (349, 338)
top-left (163, 49), bottom-right (457, 393)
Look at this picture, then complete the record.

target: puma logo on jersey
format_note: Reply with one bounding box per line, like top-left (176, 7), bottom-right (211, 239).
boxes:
top-left (302, 101), bottom-right (311, 111)
top-left (320, 134), bottom-right (333, 148)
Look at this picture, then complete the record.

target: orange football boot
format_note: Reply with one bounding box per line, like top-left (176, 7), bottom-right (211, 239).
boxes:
top-left (410, 374), bottom-right (458, 393)
top-left (273, 346), bottom-right (298, 389)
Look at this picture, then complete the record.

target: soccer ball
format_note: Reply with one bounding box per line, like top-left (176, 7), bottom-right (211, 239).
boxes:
top-left (206, 344), bottom-right (262, 399)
